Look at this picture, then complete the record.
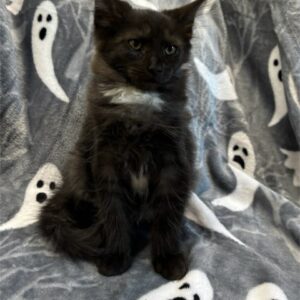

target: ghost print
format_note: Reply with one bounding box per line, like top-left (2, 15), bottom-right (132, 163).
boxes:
top-left (212, 132), bottom-right (259, 212)
top-left (0, 163), bottom-right (62, 231)
top-left (31, 1), bottom-right (69, 102)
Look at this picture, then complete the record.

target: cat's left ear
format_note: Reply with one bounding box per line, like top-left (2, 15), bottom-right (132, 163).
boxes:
top-left (94, 0), bottom-right (132, 36)
top-left (163, 0), bottom-right (205, 39)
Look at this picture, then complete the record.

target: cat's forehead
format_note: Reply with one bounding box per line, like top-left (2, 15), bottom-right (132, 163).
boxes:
top-left (121, 11), bottom-right (183, 43)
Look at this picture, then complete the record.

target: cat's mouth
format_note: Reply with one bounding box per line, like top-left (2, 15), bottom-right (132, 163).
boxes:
top-left (151, 70), bottom-right (174, 84)
top-left (127, 76), bottom-right (171, 91)
top-left (153, 76), bottom-right (172, 84)
top-left (142, 73), bottom-right (174, 88)
top-left (115, 66), bottom-right (174, 91)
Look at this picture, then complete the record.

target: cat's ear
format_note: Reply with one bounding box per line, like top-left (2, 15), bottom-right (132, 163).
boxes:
top-left (94, 0), bottom-right (132, 35)
top-left (163, 0), bottom-right (205, 39)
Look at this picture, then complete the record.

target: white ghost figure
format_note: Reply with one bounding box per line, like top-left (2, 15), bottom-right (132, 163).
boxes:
top-left (194, 57), bottom-right (238, 101)
top-left (0, 163), bottom-right (62, 231)
top-left (246, 283), bottom-right (288, 300)
top-left (5, 0), bottom-right (24, 15)
top-left (268, 46), bottom-right (287, 127)
top-left (288, 73), bottom-right (300, 108)
top-left (212, 131), bottom-right (259, 212)
top-left (185, 193), bottom-right (246, 246)
top-left (138, 270), bottom-right (213, 300)
top-left (31, 1), bottom-right (69, 102)
top-left (280, 149), bottom-right (300, 187)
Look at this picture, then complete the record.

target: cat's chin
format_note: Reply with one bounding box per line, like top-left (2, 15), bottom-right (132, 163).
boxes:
top-left (124, 79), bottom-right (161, 92)
top-left (125, 76), bottom-right (175, 92)
top-left (138, 82), bottom-right (163, 91)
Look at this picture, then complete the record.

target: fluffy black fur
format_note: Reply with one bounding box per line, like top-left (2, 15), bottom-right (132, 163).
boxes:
top-left (39, 0), bottom-right (203, 280)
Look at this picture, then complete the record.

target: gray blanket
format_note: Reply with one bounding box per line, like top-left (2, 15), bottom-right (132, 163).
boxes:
top-left (1, 0), bottom-right (300, 299)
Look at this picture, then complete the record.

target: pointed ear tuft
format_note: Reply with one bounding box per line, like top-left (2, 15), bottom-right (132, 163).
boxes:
top-left (163, 0), bottom-right (205, 39)
top-left (94, 0), bottom-right (132, 35)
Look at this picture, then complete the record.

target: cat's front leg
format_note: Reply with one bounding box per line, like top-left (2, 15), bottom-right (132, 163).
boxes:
top-left (150, 168), bottom-right (190, 280)
top-left (151, 201), bottom-right (188, 280)
top-left (95, 190), bottom-right (132, 276)
top-left (93, 163), bottom-right (132, 276)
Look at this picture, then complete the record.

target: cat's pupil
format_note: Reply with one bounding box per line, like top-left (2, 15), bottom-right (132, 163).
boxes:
top-left (129, 39), bottom-right (142, 50)
top-left (165, 45), bottom-right (177, 55)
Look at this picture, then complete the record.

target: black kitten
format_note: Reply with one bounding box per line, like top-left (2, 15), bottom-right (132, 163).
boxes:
top-left (39, 0), bottom-right (203, 280)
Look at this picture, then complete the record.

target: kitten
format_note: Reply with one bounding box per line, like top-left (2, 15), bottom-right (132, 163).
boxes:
top-left (39, 0), bottom-right (203, 280)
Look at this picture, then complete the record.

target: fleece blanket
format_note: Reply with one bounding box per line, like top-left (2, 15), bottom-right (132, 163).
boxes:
top-left (1, 0), bottom-right (300, 299)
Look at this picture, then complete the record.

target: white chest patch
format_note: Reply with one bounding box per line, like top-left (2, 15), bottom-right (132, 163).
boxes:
top-left (131, 170), bottom-right (148, 195)
top-left (104, 86), bottom-right (163, 110)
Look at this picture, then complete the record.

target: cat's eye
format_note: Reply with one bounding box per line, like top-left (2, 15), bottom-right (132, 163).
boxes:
top-left (128, 39), bottom-right (142, 50)
top-left (164, 45), bottom-right (177, 56)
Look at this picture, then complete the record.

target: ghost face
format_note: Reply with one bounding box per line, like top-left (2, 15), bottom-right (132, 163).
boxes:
top-left (31, 1), bottom-right (69, 102)
top-left (36, 11), bottom-right (54, 41)
top-left (212, 131), bottom-right (258, 211)
top-left (138, 270), bottom-right (213, 300)
top-left (34, 169), bottom-right (60, 203)
top-left (25, 163), bottom-right (62, 208)
top-left (32, 1), bottom-right (58, 54)
top-left (270, 47), bottom-right (283, 83)
top-left (0, 163), bottom-right (62, 231)
top-left (268, 46), bottom-right (287, 127)
top-left (228, 131), bottom-right (256, 176)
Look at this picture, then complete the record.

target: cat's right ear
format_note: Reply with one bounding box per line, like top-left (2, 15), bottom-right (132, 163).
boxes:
top-left (163, 0), bottom-right (205, 39)
top-left (94, 0), bottom-right (132, 36)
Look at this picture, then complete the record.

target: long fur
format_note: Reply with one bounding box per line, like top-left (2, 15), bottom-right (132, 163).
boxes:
top-left (39, 0), bottom-right (203, 280)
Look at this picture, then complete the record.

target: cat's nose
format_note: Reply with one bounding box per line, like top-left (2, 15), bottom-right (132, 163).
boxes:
top-left (148, 57), bottom-right (163, 76)
top-left (148, 64), bottom-right (163, 75)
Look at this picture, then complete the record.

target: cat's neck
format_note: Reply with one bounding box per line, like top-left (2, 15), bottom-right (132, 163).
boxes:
top-left (89, 53), bottom-right (187, 111)
top-left (102, 86), bottom-right (164, 110)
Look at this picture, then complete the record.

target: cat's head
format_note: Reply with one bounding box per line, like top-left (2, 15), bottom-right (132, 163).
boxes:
top-left (94, 0), bottom-right (205, 91)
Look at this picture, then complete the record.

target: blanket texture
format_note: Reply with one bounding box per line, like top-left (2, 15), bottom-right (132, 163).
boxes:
top-left (1, 0), bottom-right (300, 299)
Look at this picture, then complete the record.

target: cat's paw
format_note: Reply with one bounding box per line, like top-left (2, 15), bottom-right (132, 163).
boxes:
top-left (96, 254), bottom-right (132, 277)
top-left (152, 252), bottom-right (188, 280)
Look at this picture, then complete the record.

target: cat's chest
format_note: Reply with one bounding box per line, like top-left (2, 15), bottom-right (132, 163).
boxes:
top-left (128, 166), bottom-right (155, 221)
top-left (130, 168), bottom-right (148, 196)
